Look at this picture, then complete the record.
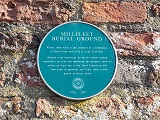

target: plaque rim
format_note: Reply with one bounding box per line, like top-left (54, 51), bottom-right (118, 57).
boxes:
top-left (37, 21), bottom-right (118, 100)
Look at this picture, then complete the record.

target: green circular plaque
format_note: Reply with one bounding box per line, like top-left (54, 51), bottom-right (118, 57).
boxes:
top-left (37, 21), bottom-right (117, 100)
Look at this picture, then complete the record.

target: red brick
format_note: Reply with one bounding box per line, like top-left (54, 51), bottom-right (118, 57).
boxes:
top-left (82, 2), bottom-right (147, 23)
top-left (0, 0), bottom-right (73, 25)
top-left (110, 32), bottom-right (160, 57)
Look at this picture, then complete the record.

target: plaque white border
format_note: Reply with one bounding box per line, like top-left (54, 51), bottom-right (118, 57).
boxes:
top-left (37, 21), bottom-right (118, 100)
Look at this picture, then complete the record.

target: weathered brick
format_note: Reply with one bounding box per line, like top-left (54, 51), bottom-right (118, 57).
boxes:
top-left (0, 32), bottom-right (32, 52)
top-left (82, 2), bottom-right (147, 23)
top-left (0, 61), bottom-right (4, 68)
top-left (11, 97), bottom-right (22, 113)
top-left (110, 32), bottom-right (160, 57)
top-left (36, 98), bottom-right (53, 117)
top-left (152, 3), bottom-right (160, 17)
top-left (148, 69), bottom-right (160, 86)
top-left (0, 97), bottom-right (9, 116)
top-left (96, 97), bottom-right (126, 117)
top-left (17, 61), bottom-right (44, 87)
top-left (0, 0), bottom-right (74, 25)
top-left (134, 94), bottom-right (160, 116)
top-left (0, 72), bottom-right (6, 87)
top-left (13, 103), bottom-right (21, 113)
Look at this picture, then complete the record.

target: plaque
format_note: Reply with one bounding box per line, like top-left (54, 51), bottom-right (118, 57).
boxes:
top-left (37, 21), bottom-right (117, 100)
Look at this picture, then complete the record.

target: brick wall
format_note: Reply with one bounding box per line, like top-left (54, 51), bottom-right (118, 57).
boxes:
top-left (0, 0), bottom-right (160, 119)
